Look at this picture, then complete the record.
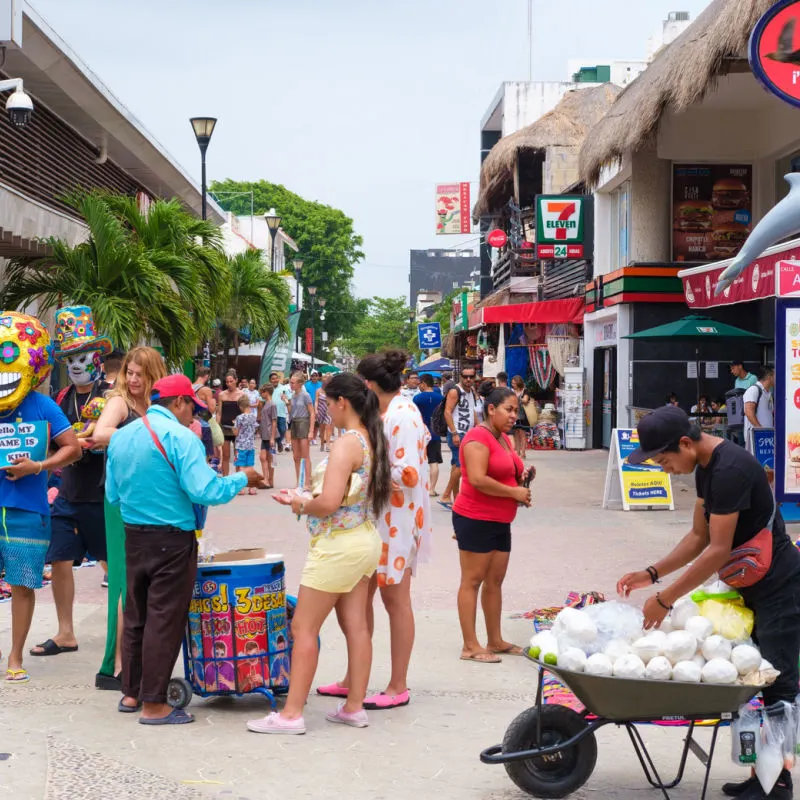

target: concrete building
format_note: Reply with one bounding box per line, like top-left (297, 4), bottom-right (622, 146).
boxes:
top-left (408, 249), bottom-right (479, 307)
top-left (415, 289), bottom-right (442, 319)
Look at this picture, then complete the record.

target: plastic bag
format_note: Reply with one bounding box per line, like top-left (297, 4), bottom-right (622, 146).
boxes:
top-left (697, 598), bottom-right (754, 641)
top-left (582, 602), bottom-right (644, 654)
top-left (757, 706), bottom-right (789, 793)
top-left (731, 703), bottom-right (761, 766)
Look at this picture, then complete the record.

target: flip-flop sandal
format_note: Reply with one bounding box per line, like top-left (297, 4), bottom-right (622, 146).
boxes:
top-left (363, 690), bottom-right (410, 710)
top-left (437, 500), bottom-right (453, 511)
top-left (139, 708), bottom-right (194, 725)
top-left (6, 668), bottom-right (30, 682)
top-left (29, 639), bottom-right (78, 657)
top-left (490, 645), bottom-right (525, 656)
top-left (118, 698), bottom-right (142, 713)
top-left (460, 652), bottom-right (503, 664)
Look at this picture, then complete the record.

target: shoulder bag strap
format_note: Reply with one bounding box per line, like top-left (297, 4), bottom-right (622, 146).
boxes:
top-left (141, 414), bottom-right (176, 472)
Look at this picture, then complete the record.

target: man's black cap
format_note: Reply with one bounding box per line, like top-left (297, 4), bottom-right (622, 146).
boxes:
top-left (628, 406), bottom-right (692, 465)
top-left (730, 360), bottom-right (744, 367)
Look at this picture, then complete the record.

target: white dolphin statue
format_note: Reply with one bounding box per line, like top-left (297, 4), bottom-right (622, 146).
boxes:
top-left (715, 172), bottom-right (800, 295)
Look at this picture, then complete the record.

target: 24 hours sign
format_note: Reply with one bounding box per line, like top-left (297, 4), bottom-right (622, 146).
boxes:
top-left (535, 195), bottom-right (585, 259)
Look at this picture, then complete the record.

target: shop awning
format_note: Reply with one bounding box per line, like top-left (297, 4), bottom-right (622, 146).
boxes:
top-left (471, 297), bottom-right (584, 328)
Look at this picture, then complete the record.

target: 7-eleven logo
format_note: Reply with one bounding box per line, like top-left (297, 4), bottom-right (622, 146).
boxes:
top-left (542, 200), bottom-right (580, 241)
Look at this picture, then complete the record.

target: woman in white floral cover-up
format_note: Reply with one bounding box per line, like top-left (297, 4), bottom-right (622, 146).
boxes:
top-left (317, 351), bottom-right (431, 711)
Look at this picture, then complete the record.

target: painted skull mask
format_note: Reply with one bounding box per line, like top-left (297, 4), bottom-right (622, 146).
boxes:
top-left (65, 350), bottom-right (101, 387)
top-left (0, 312), bottom-right (53, 412)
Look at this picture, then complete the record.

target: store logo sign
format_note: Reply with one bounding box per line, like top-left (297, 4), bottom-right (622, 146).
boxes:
top-left (536, 195), bottom-right (585, 258)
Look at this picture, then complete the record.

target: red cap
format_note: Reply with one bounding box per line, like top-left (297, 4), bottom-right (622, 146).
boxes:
top-left (151, 374), bottom-right (207, 412)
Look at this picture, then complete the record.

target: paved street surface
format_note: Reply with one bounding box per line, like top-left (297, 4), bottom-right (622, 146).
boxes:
top-left (1, 446), bottom-right (767, 799)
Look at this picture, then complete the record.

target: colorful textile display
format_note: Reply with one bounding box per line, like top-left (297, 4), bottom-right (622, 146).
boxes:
top-left (529, 345), bottom-right (555, 389)
top-left (504, 324), bottom-right (529, 381)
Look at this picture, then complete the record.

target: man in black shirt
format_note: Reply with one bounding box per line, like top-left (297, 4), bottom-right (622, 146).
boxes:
top-left (30, 307), bottom-right (112, 658)
top-left (617, 406), bottom-right (800, 800)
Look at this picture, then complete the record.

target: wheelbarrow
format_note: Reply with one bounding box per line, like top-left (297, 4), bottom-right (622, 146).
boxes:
top-left (480, 655), bottom-right (763, 799)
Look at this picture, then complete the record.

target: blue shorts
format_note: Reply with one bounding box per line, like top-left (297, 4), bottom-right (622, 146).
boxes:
top-left (0, 508), bottom-right (51, 589)
top-left (276, 418), bottom-right (287, 436)
top-left (235, 449), bottom-right (256, 468)
top-left (48, 496), bottom-right (107, 564)
top-left (447, 432), bottom-right (461, 467)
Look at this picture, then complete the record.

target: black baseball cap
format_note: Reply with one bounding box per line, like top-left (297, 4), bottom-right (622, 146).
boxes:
top-left (628, 406), bottom-right (692, 465)
top-left (730, 360), bottom-right (744, 367)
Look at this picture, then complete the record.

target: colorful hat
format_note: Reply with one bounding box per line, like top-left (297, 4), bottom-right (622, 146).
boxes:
top-left (53, 306), bottom-right (112, 360)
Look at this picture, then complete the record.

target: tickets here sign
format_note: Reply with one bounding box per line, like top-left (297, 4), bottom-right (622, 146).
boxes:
top-left (0, 420), bottom-right (49, 469)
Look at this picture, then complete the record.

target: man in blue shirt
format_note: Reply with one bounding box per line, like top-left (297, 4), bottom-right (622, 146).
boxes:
top-left (730, 360), bottom-right (758, 391)
top-left (107, 374), bottom-right (259, 725)
top-left (304, 370), bottom-right (322, 405)
top-left (414, 374), bottom-right (443, 496)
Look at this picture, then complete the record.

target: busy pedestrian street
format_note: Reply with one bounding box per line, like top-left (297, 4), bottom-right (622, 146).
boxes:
top-left (1, 446), bottom-right (754, 800)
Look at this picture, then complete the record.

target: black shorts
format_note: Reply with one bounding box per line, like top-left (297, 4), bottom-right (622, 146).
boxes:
top-left (47, 496), bottom-right (107, 564)
top-left (261, 440), bottom-right (272, 451)
top-left (426, 440), bottom-right (443, 464)
top-left (452, 511), bottom-right (511, 553)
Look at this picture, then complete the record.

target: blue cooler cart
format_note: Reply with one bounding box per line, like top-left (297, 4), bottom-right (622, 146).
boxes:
top-left (168, 553), bottom-right (295, 710)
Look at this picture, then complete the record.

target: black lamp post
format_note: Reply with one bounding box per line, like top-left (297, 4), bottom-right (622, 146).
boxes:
top-left (293, 259), bottom-right (303, 310)
top-left (308, 285), bottom-right (317, 370)
top-left (265, 208), bottom-right (282, 271)
top-left (318, 298), bottom-right (326, 359)
top-left (189, 117), bottom-right (217, 220)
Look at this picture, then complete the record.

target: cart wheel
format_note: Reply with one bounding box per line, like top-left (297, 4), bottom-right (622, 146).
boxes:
top-left (502, 705), bottom-right (597, 799)
top-left (166, 678), bottom-right (193, 709)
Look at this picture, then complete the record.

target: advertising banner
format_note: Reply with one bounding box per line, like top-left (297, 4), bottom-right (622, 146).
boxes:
top-left (750, 427), bottom-right (775, 488)
top-left (435, 183), bottom-right (471, 235)
top-left (0, 420), bottom-right (49, 469)
top-left (603, 428), bottom-right (674, 511)
top-left (258, 311), bottom-right (300, 385)
top-left (672, 164), bottom-right (752, 263)
top-left (777, 301), bottom-right (800, 497)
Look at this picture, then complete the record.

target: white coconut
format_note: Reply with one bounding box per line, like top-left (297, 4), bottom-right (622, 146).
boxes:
top-left (613, 654), bottom-right (646, 679)
top-left (558, 647), bottom-right (587, 672)
top-left (645, 655), bottom-right (673, 681)
top-left (702, 658), bottom-right (739, 685)
top-left (584, 653), bottom-right (613, 677)
top-left (603, 638), bottom-right (631, 660)
top-left (701, 634), bottom-right (732, 662)
top-left (684, 615), bottom-right (714, 642)
top-left (731, 645), bottom-right (762, 676)
top-left (663, 631), bottom-right (698, 665)
top-left (631, 636), bottom-right (661, 665)
top-left (672, 660), bottom-right (702, 683)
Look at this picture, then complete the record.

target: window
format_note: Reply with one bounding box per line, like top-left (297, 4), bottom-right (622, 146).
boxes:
top-left (610, 181), bottom-right (631, 269)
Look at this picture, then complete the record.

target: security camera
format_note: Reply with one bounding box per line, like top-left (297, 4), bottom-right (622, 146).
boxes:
top-left (6, 90), bottom-right (32, 128)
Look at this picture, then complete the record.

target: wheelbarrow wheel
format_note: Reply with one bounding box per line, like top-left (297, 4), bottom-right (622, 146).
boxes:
top-left (166, 677), bottom-right (193, 709)
top-left (502, 705), bottom-right (597, 798)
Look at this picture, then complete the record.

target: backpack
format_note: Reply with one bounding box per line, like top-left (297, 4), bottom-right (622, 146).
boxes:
top-left (431, 385), bottom-right (462, 437)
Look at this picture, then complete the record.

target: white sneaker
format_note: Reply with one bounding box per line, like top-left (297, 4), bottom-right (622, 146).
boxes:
top-left (325, 701), bottom-right (369, 728)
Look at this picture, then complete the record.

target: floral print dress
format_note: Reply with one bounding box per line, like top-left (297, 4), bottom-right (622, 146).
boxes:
top-left (377, 394), bottom-right (432, 586)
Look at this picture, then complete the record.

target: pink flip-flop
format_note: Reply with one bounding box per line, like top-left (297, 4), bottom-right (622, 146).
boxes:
top-left (316, 682), bottom-right (349, 698)
top-left (363, 690), bottom-right (410, 710)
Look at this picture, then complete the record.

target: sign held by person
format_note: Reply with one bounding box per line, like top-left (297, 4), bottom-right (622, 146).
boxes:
top-left (0, 419), bottom-right (49, 469)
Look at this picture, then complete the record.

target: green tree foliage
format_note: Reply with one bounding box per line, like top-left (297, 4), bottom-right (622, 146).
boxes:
top-left (339, 297), bottom-right (415, 360)
top-left (210, 179), bottom-right (364, 349)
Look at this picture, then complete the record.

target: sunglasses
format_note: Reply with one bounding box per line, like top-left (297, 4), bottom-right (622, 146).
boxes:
top-left (461, 374), bottom-right (476, 379)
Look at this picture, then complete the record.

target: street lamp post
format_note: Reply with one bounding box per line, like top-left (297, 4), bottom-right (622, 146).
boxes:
top-left (293, 259), bottom-right (303, 310)
top-left (265, 208), bottom-right (282, 271)
top-left (318, 298), bottom-right (327, 361)
top-left (189, 117), bottom-right (217, 220)
top-left (308, 286), bottom-right (317, 371)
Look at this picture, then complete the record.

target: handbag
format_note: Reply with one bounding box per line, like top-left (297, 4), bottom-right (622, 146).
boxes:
top-left (141, 415), bottom-right (208, 533)
top-left (718, 496), bottom-right (776, 588)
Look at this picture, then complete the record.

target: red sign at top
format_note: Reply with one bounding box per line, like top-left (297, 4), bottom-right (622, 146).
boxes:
top-left (750, 0), bottom-right (800, 109)
top-left (486, 229), bottom-right (507, 248)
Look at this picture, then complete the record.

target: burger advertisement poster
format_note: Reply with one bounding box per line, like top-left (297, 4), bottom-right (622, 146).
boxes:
top-left (672, 164), bottom-right (752, 263)
top-left (783, 306), bottom-right (800, 492)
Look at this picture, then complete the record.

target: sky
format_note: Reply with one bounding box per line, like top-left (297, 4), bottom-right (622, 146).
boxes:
top-left (31, 0), bottom-right (712, 299)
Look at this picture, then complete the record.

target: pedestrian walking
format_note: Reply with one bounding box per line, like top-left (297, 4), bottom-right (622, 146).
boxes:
top-left (258, 383), bottom-right (277, 489)
top-left (106, 374), bottom-right (261, 724)
top-left (322, 351), bottom-right (431, 710)
top-left (31, 306), bottom-right (112, 660)
top-left (245, 378), bottom-right (261, 412)
top-left (439, 367), bottom-right (478, 507)
top-left (315, 375), bottom-right (332, 452)
top-left (413, 374), bottom-right (442, 497)
top-left (453, 383), bottom-right (534, 663)
top-left (743, 366), bottom-right (774, 453)
top-left (400, 370), bottom-right (420, 400)
top-left (92, 346), bottom-right (166, 690)
top-left (0, 312), bottom-right (81, 683)
top-left (233, 395), bottom-right (258, 495)
top-left (273, 374), bottom-right (293, 452)
top-left (289, 371), bottom-right (315, 490)
top-left (247, 373), bottom-right (390, 735)
top-left (511, 375), bottom-right (532, 460)
top-left (216, 372), bottom-right (244, 475)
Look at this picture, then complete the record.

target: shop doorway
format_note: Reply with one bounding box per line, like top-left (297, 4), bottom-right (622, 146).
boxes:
top-left (593, 346), bottom-right (617, 449)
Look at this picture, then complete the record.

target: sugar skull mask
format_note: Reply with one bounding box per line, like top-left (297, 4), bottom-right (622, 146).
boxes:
top-left (65, 350), bottom-right (101, 387)
top-left (0, 312), bottom-right (53, 412)
top-left (53, 305), bottom-right (112, 387)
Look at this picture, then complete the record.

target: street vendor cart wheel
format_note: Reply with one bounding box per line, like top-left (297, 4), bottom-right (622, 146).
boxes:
top-left (502, 705), bottom-right (597, 799)
top-left (167, 677), bottom-right (193, 709)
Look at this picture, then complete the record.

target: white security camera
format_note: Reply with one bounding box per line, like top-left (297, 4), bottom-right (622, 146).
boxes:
top-left (6, 89), bottom-right (32, 128)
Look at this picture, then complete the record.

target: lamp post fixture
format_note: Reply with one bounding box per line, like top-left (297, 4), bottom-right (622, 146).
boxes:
top-left (189, 117), bottom-right (217, 220)
top-left (265, 208), bottom-right (282, 271)
top-left (292, 259), bottom-right (303, 310)
top-left (318, 298), bottom-right (327, 359)
top-left (308, 286), bottom-right (317, 371)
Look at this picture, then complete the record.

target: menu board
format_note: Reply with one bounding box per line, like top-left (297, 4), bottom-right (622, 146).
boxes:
top-left (672, 164), bottom-right (753, 262)
top-left (783, 306), bottom-right (800, 494)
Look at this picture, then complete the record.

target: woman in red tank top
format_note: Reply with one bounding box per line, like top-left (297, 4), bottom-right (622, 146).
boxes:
top-left (453, 384), bottom-right (535, 663)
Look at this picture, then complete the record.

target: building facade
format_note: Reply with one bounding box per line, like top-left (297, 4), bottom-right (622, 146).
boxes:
top-left (408, 249), bottom-right (479, 307)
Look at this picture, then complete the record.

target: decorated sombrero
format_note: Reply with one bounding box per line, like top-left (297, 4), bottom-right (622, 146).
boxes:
top-left (53, 305), bottom-right (113, 360)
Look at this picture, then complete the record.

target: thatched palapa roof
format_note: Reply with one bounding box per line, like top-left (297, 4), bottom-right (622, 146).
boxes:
top-left (579, 0), bottom-right (774, 186)
top-left (474, 84), bottom-right (621, 220)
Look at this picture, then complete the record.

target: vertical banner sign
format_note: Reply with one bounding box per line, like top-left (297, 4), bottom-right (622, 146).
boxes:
top-left (751, 427), bottom-right (776, 488)
top-left (259, 311), bottom-right (300, 386)
top-left (776, 300), bottom-right (800, 509)
top-left (672, 164), bottom-right (752, 262)
top-left (305, 327), bottom-right (313, 353)
top-left (435, 183), bottom-right (471, 235)
top-left (535, 195), bottom-right (585, 258)
top-left (603, 428), bottom-right (674, 511)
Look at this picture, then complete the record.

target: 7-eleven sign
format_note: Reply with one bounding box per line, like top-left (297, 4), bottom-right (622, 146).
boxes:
top-left (535, 195), bottom-right (585, 259)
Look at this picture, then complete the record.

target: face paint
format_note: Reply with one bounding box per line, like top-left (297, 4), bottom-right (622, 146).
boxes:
top-left (65, 350), bottom-right (101, 387)
top-left (0, 312), bottom-right (53, 412)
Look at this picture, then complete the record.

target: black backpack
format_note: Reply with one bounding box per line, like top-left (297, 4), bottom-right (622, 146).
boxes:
top-left (431, 386), bottom-right (461, 437)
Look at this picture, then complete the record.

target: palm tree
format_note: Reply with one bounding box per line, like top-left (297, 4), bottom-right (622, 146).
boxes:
top-left (218, 249), bottom-right (291, 370)
top-left (0, 192), bottom-right (230, 366)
